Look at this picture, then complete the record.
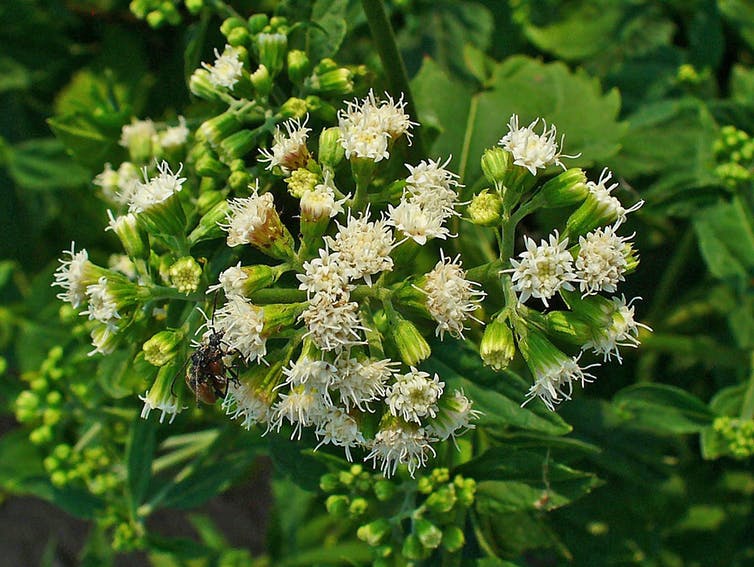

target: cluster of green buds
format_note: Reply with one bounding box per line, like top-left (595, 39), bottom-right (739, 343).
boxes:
top-left (320, 465), bottom-right (475, 565)
top-left (712, 416), bottom-right (754, 459)
top-left (97, 504), bottom-right (146, 552)
top-left (130, 0), bottom-right (209, 28)
top-left (712, 125), bottom-right (754, 190)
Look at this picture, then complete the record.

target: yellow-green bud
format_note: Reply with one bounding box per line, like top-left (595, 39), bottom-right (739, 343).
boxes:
top-left (544, 311), bottom-right (592, 346)
top-left (373, 479), bottom-right (396, 501)
top-left (257, 32), bottom-right (287, 76)
top-left (287, 49), bottom-right (311, 84)
top-left (228, 170), bottom-right (252, 192)
top-left (357, 519), bottom-right (391, 546)
top-left (391, 315), bottom-right (431, 367)
top-left (185, 0), bottom-right (203, 14)
top-left (414, 519), bottom-right (442, 549)
top-left (30, 425), bottom-right (53, 445)
top-left (53, 444), bottom-right (72, 460)
top-left (480, 316), bottom-right (515, 370)
top-left (107, 211), bottom-right (147, 259)
top-left (402, 534), bottom-right (429, 561)
top-left (318, 127), bottom-right (345, 168)
top-left (44, 456), bottom-right (59, 472)
top-left (441, 525), bottom-right (465, 552)
top-left (325, 494), bottom-right (350, 517)
top-left (307, 67), bottom-right (353, 96)
top-left (248, 13), bottom-right (269, 33)
top-left (188, 199), bottom-right (230, 245)
top-left (348, 497), bottom-right (368, 517)
top-left (456, 477), bottom-right (476, 506)
top-left (218, 130), bottom-right (258, 162)
top-left (539, 168), bottom-right (588, 208)
top-left (167, 257), bottom-right (202, 294)
top-left (196, 189), bottom-right (225, 214)
top-left (46, 391), bottom-right (62, 406)
top-left (425, 484), bottom-right (457, 514)
top-left (142, 329), bottom-right (184, 366)
top-left (221, 17), bottom-right (245, 37)
top-left (417, 476), bottom-right (434, 494)
top-left (51, 470), bottom-right (67, 487)
top-left (481, 147), bottom-right (511, 186)
top-left (195, 152), bottom-right (228, 179)
top-left (467, 189), bottom-right (503, 226)
top-left (319, 473), bottom-right (340, 493)
top-left (250, 64), bottom-right (272, 96)
top-left (189, 69), bottom-right (223, 102)
top-left (279, 97), bottom-right (308, 119)
top-left (199, 112), bottom-right (242, 147)
top-left (338, 470), bottom-right (354, 486)
top-left (305, 95), bottom-right (337, 122)
top-left (227, 27), bottom-right (249, 48)
top-left (146, 10), bottom-right (166, 29)
top-left (285, 169), bottom-right (319, 198)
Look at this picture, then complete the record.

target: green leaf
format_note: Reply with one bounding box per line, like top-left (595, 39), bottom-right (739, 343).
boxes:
top-left (693, 197), bottom-right (754, 280)
top-left (269, 435), bottom-right (329, 490)
top-left (0, 429), bottom-right (45, 492)
top-left (48, 110), bottom-right (128, 169)
top-left (5, 138), bottom-right (90, 191)
top-left (719, 0), bottom-right (754, 50)
top-left (126, 414), bottom-right (157, 512)
top-left (278, 541), bottom-right (374, 566)
top-left (156, 457), bottom-right (253, 510)
top-left (613, 384), bottom-right (714, 434)
top-left (307, 0), bottom-right (348, 61)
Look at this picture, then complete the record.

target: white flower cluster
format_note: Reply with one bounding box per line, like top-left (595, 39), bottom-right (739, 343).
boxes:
top-left (498, 114), bottom-right (579, 175)
top-left (128, 161), bottom-right (186, 213)
top-left (202, 44), bottom-right (243, 89)
top-left (209, 295), bottom-right (267, 363)
top-left (388, 157), bottom-right (461, 244)
top-left (523, 352), bottom-right (599, 412)
top-left (258, 116), bottom-right (311, 174)
top-left (338, 90), bottom-right (416, 162)
top-left (94, 162), bottom-right (141, 205)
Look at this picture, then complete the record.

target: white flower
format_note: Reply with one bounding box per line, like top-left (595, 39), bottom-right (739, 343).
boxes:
top-left (258, 115), bottom-right (311, 174)
top-left (93, 163), bottom-right (119, 199)
top-left (219, 185), bottom-right (277, 248)
top-left (281, 356), bottom-right (337, 391)
top-left (52, 242), bottom-right (90, 308)
top-left (296, 248), bottom-right (350, 299)
top-left (315, 407), bottom-right (366, 461)
top-left (386, 367), bottom-right (445, 424)
top-left (583, 296), bottom-right (652, 362)
top-left (587, 168), bottom-right (644, 225)
top-left (300, 293), bottom-right (367, 352)
top-left (326, 210), bottom-right (394, 285)
top-left (140, 390), bottom-right (182, 424)
top-left (421, 252), bottom-right (485, 339)
top-left (508, 231), bottom-right (578, 306)
top-left (338, 117), bottom-right (390, 162)
top-left (498, 114), bottom-right (578, 175)
top-left (576, 224), bottom-right (632, 295)
top-left (523, 354), bottom-right (598, 412)
top-left (80, 276), bottom-right (120, 328)
top-left (388, 199), bottom-right (450, 245)
top-left (129, 161), bottom-right (186, 213)
top-left (300, 172), bottom-right (348, 222)
top-left (113, 162), bottom-right (141, 205)
top-left (373, 91), bottom-right (416, 142)
top-left (119, 119), bottom-right (157, 149)
top-left (89, 325), bottom-right (118, 357)
top-left (269, 385), bottom-right (329, 439)
top-left (404, 156), bottom-right (461, 215)
top-left (365, 422), bottom-right (437, 478)
top-left (202, 45), bottom-right (243, 89)
top-left (333, 356), bottom-right (397, 411)
top-left (211, 295), bottom-right (266, 363)
top-left (223, 380), bottom-right (271, 429)
top-left (426, 389), bottom-right (481, 443)
top-left (207, 262), bottom-right (248, 297)
top-left (160, 116), bottom-right (190, 148)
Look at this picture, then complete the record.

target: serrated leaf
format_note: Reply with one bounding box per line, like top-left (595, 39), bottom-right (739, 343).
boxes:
top-left (693, 197), bottom-right (754, 281)
top-left (613, 384), bottom-right (714, 434)
top-left (127, 414), bottom-right (157, 512)
top-left (6, 138), bottom-right (90, 191)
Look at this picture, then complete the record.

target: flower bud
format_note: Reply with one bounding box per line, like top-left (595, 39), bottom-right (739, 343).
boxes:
top-left (318, 127), bottom-right (345, 168)
top-left (140, 360), bottom-right (183, 424)
top-left (227, 27), bottom-right (249, 48)
top-left (357, 518), bottom-right (391, 546)
top-left (479, 316), bottom-right (516, 370)
top-left (199, 111), bottom-right (242, 147)
top-left (390, 315), bottom-right (431, 366)
top-left (218, 129), bottom-right (259, 161)
top-left (305, 95), bottom-right (337, 122)
top-left (248, 13), bottom-right (269, 33)
top-left (402, 534), bottom-right (429, 561)
top-left (441, 525), bottom-right (465, 552)
top-left (319, 473), bottom-right (340, 493)
top-left (167, 257), bottom-right (202, 294)
top-left (262, 303), bottom-right (306, 336)
top-left (142, 329), bottom-right (184, 366)
top-left (544, 310), bottom-right (593, 346)
top-left (456, 476), bottom-right (477, 507)
top-left (107, 211), bottom-right (147, 259)
top-left (196, 189), bottom-right (225, 214)
top-left (539, 168), bottom-right (588, 208)
top-left (467, 189), bottom-right (503, 226)
top-left (228, 170), bottom-right (252, 192)
top-left (195, 152), bottom-right (229, 179)
top-left (189, 68), bottom-right (224, 102)
top-left (481, 147), bottom-right (511, 186)
top-left (284, 169), bottom-right (318, 198)
top-left (220, 17), bottom-right (246, 38)
top-left (89, 324), bottom-right (121, 356)
top-left (325, 494), bottom-right (350, 517)
top-left (185, 0), bottom-right (203, 14)
top-left (250, 64), bottom-right (272, 96)
top-left (414, 518), bottom-right (442, 549)
top-left (119, 119), bottom-right (156, 163)
top-left (279, 97), bottom-right (308, 119)
top-left (287, 49), bottom-right (311, 84)
top-left (307, 67), bottom-right (354, 96)
top-left (373, 479), bottom-right (396, 501)
top-left (257, 32), bottom-right (287, 76)
top-left (188, 199), bottom-right (230, 245)
top-left (348, 497), bottom-right (368, 517)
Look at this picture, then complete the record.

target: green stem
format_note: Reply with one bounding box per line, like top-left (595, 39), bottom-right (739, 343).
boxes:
top-left (361, 0), bottom-right (424, 159)
top-left (740, 351), bottom-right (754, 420)
top-left (148, 286), bottom-right (203, 303)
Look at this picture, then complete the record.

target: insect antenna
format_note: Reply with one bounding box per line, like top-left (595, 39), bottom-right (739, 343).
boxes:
top-left (169, 354), bottom-right (192, 397)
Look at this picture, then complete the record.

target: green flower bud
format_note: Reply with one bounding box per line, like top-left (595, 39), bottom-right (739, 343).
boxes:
top-left (250, 64), bottom-right (272, 97)
top-left (30, 425), bottom-right (52, 445)
top-left (279, 97), bottom-right (308, 119)
top-left (53, 444), bottom-right (72, 460)
top-left (479, 315), bottom-right (516, 370)
top-left (390, 315), bottom-right (431, 366)
top-left (188, 199), bottom-right (231, 245)
top-left (221, 17), bottom-right (246, 38)
top-left (325, 494), bottom-right (350, 517)
top-left (425, 484), bottom-right (457, 514)
top-left (228, 170), bottom-right (252, 192)
top-left (467, 189), bottom-right (503, 226)
top-left (285, 169), bottom-right (319, 198)
top-left (307, 67), bottom-right (354, 96)
top-left (349, 497), bottom-right (368, 517)
top-left (539, 168), bottom-right (588, 208)
top-left (481, 147), bottom-right (511, 186)
top-left (318, 127), bottom-right (345, 168)
top-left (196, 189), bottom-right (225, 214)
top-left (417, 476), bottom-right (434, 494)
top-left (287, 49), bottom-right (311, 84)
top-left (338, 470), bottom-right (354, 487)
top-left (414, 518), bottom-right (442, 549)
top-left (46, 391), bottom-right (62, 406)
top-left (357, 518), bottom-right (391, 546)
top-left (51, 470), bottom-right (68, 487)
top-left (195, 152), bottom-right (229, 179)
top-left (199, 112), bottom-right (242, 148)
top-left (373, 479), bottom-right (396, 501)
top-left (107, 211), bottom-right (147, 259)
top-left (402, 534), bottom-right (429, 561)
top-left (441, 525), bottom-right (465, 552)
top-left (248, 13), bottom-right (269, 33)
top-left (219, 130), bottom-right (259, 162)
top-left (257, 32), bottom-right (287, 76)
top-left (269, 16), bottom-right (288, 30)
top-left (185, 0), bottom-right (203, 15)
top-left (263, 303), bottom-right (306, 336)
top-left (90, 324), bottom-right (121, 356)
top-left (146, 10), bottom-right (166, 29)
top-left (43, 456), bottom-right (59, 472)
top-left (544, 310), bottom-right (593, 346)
top-left (167, 257), bottom-right (202, 294)
top-left (565, 171), bottom-right (643, 238)
top-left (142, 329), bottom-right (184, 366)
top-left (456, 477), bottom-right (476, 507)
top-left (227, 27), bottom-right (250, 48)
top-left (189, 68), bottom-right (224, 102)
top-left (320, 473), bottom-right (340, 493)
top-left (305, 95), bottom-right (337, 122)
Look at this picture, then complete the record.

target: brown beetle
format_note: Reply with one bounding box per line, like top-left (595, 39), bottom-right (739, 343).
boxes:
top-left (185, 329), bottom-right (236, 404)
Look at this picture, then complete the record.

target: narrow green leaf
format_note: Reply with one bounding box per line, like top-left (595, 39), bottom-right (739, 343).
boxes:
top-left (694, 197), bottom-right (754, 281)
top-left (126, 414), bottom-right (157, 512)
top-left (613, 384), bottom-right (714, 434)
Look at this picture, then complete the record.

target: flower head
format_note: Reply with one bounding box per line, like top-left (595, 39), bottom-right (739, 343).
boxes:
top-left (160, 116), bottom-right (190, 148)
top-left (210, 296), bottom-right (266, 363)
top-left (315, 407), bottom-right (366, 461)
top-left (333, 356), bottom-right (398, 411)
top-left (582, 296), bottom-right (652, 362)
top-left (498, 114), bottom-right (578, 175)
top-left (300, 293), bottom-right (367, 352)
top-left (586, 168), bottom-right (644, 225)
top-left (258, 115), bottom-right (311, 174)
top-left (140, 363), bottom-right (184, 424)
top-left (386, 367), bottom-right (445, 424)
top-left (129, 161), bottom-right (186, 213)
top-left (80, 276), bottom-right (121, 328)
top-left (507, 231), bottom-right (577, 306)
top-left (300, 172), bottom-right (348, 222)
top-left (388, 199), bottom-right (450, 245)
top-left (365, 421), bottom-right (437, 478)
top-left (202, 45), bottom-right (243, 89)
top-left (426, 389), bottom-right (481, 442)
top-left (223, 380), bottom-right (272, 429)
top-left (297, 248), bottom-right (350, 299)
top-left (404, 156), bottom-right (461, 215)
top-left (326, 210), bottom-right (394, 285)
top-left (269, 385), bottom-right (329, 439)
top-left (52, 242), bottom-right (92, 308)
top-left (575, 224), bottom-right (632, 295)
